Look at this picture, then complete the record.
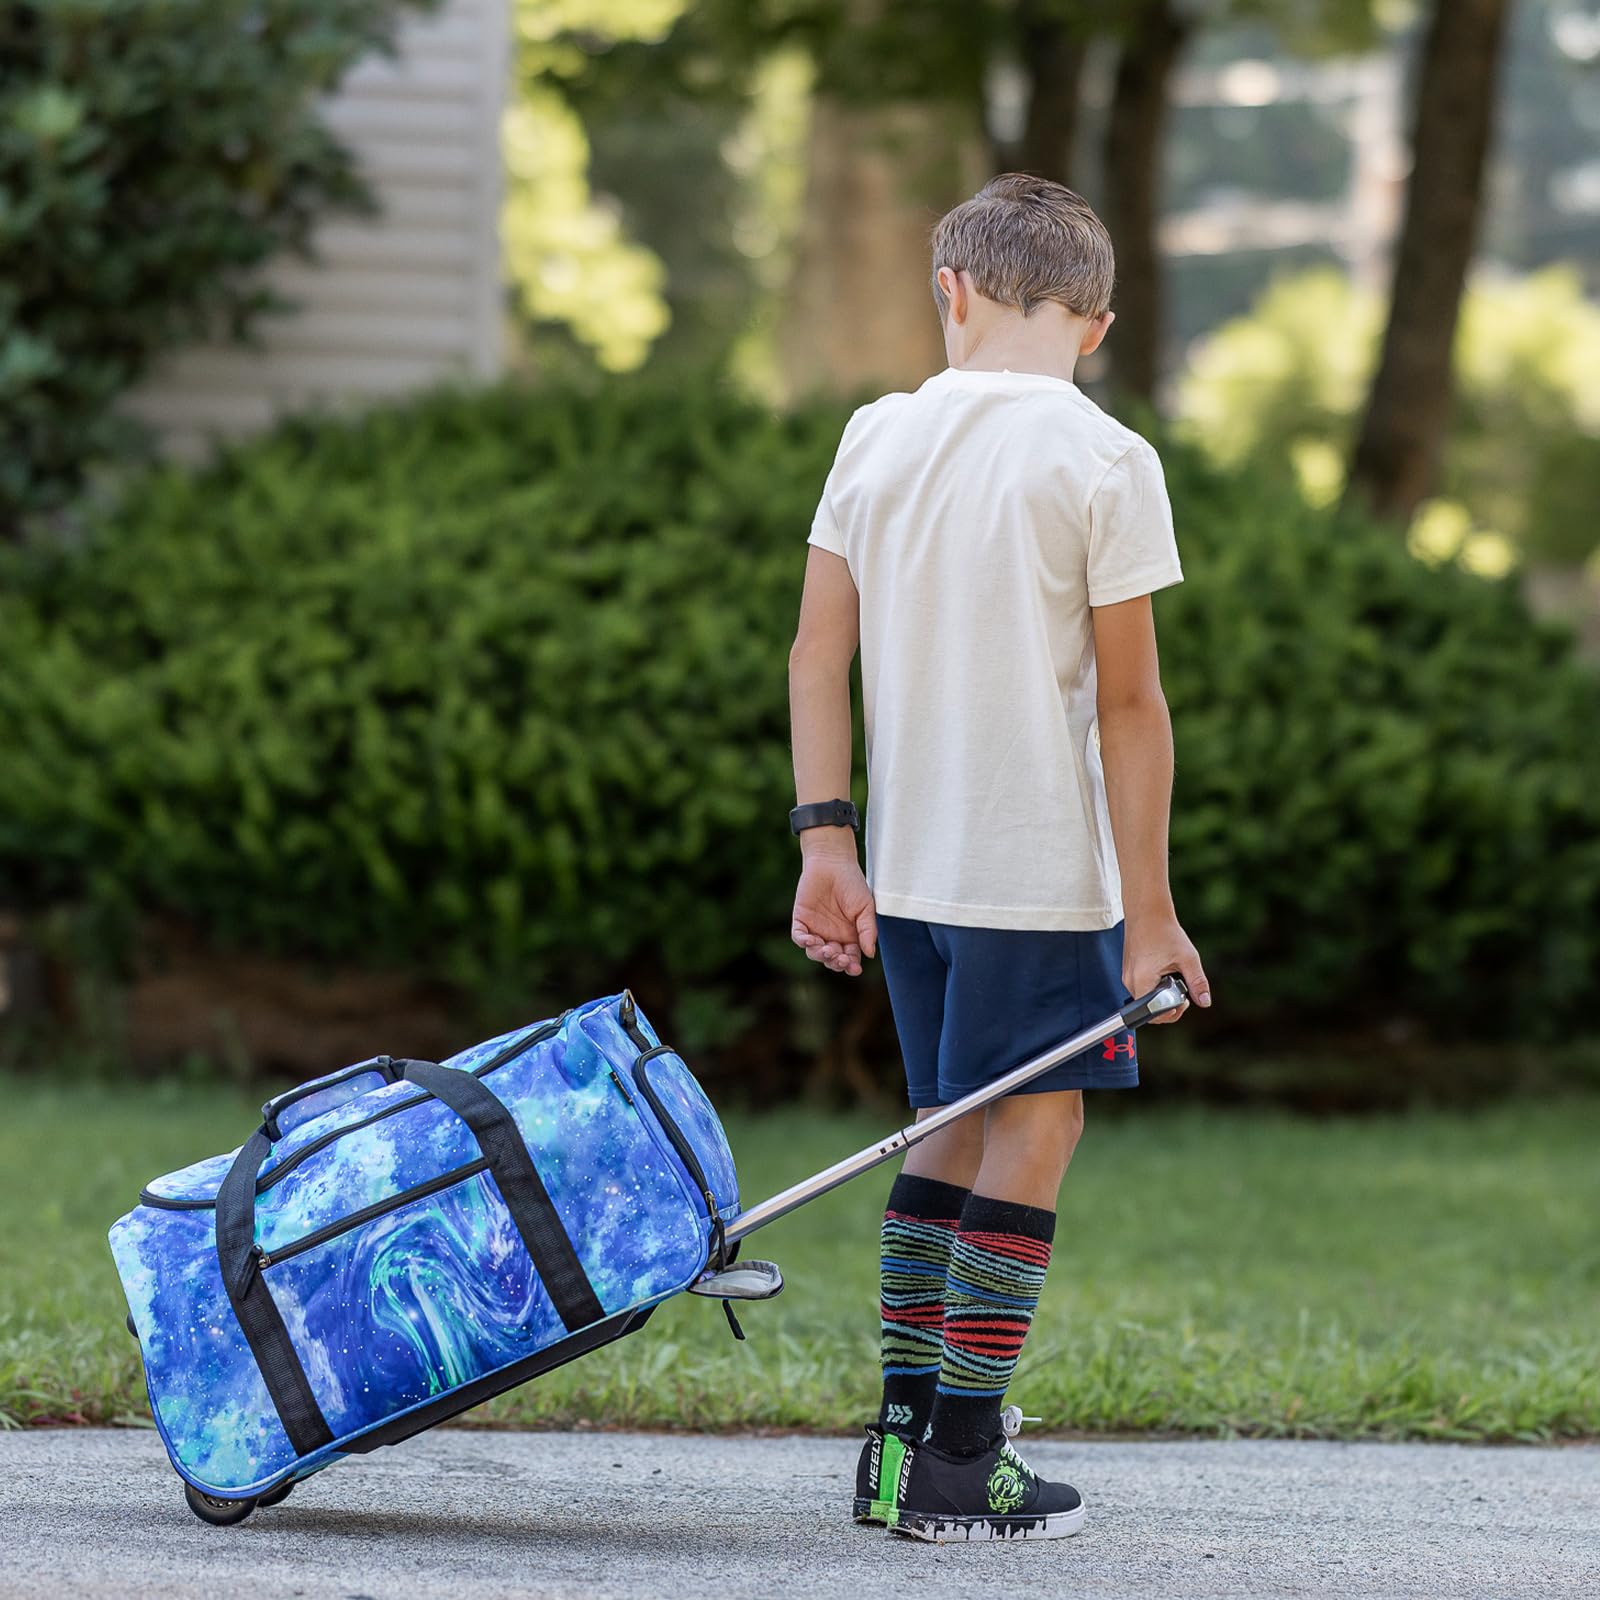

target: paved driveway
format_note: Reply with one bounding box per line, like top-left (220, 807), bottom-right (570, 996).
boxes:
top-left (2, 1429), bottom-right (1596, 1598)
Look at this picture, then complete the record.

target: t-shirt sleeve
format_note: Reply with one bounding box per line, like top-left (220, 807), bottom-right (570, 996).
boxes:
top-left (1086, 439), bottom-right (1183, 607)
top-left (807, 414), bottom-right (859, 560)
top-left (808, 474), bottom-right (847, 558)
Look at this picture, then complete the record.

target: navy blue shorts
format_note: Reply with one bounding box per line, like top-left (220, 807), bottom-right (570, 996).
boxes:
top-left (877, 915), bottom-right (1138, 1109)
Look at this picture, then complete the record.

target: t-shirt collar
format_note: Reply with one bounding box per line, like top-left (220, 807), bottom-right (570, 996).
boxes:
top-left (927, 366), bottom-right (1079, 392)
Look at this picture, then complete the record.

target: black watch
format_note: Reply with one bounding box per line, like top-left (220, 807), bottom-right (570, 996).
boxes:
top-left (789, 799), bottom-right (860, 836)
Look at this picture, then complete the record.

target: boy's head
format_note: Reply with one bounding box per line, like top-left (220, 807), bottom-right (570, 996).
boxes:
top-left (930, 174), bottom-right (1115, 364)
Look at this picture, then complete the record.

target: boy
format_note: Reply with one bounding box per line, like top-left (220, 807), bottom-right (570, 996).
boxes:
top-left (787, 174), bottom-right (1210, 1543)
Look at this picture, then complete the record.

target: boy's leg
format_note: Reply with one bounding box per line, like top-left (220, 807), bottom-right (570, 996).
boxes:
top-left (856, 916), bottom-right (980, 1522)
top-left (876, 1114), bottom-right (984, 1436)
top-left (892, 925), bottom-right (1123, 1538)
top-left (922, 1091), bottom-right (1083, 1456)
top-left (974, 1089), bottom-right (1085, 1208)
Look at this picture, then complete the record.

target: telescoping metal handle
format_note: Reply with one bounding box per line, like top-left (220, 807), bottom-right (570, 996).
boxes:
top-left (723, 974), bottom-right (1189, 1246)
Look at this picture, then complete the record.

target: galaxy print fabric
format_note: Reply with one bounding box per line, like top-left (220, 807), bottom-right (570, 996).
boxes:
top-left (109, 993), bottom-right (740, 1493)
top-left (636, 1052), bottom-right (740, 1216)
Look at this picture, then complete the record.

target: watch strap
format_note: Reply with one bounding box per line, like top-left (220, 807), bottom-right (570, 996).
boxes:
top-left (790, 799), bottom-right (860, 836)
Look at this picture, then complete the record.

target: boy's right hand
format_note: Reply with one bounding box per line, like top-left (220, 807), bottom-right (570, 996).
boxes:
top-left (790, 843), bottom-right (878, 978)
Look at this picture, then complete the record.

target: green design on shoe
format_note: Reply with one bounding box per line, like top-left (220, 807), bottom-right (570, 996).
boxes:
top-left (987, 1458), bottom-right (1028, 1515)
top-left (874, 1432), bottom-right (907, 1520)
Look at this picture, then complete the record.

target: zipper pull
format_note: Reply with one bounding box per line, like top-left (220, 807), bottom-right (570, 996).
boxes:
top-left (231, 1243), bottom-right (266, 1297)
top-left (607, 1066), bottom-right (635, 1105)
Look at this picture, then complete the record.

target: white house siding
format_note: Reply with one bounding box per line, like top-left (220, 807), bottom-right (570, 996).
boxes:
top-left (125, 0), bottom-right (508, 456)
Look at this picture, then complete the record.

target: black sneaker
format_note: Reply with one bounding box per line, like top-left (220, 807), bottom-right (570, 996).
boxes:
top-left (852, 1423), bottom-right (913, 1525)
top-left (890, 1414), bottom-right (1085, 1543)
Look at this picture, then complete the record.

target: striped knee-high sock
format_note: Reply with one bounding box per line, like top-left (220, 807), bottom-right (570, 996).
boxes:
top-left (877, 1173), bottom-right (969, 1439)
top-left (925, 1193), bottom-right (1056, 1457)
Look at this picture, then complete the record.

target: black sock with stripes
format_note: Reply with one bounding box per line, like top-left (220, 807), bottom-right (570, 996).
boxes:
top-left (876, 1173), bottom-right (970, 1439)
top-left (924, 1193), bottom-right (1056, 1458)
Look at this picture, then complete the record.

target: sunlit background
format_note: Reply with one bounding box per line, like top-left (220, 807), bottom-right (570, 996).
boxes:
top-left (1, 0), bottom-right (1597, 1446)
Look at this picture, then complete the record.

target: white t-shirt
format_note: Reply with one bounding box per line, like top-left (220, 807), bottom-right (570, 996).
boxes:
top-left (807, 365), bottom-right (1183, 931)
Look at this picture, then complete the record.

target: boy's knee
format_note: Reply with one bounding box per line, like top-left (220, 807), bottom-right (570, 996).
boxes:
top-left (990, 1090), bottom-right (1084, 1164)
top-left (1049, 1094), bottom-right (1085, 1174)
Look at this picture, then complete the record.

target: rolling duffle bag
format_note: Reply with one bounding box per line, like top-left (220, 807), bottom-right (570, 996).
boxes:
top-left (110, 971), bottom-right (1188, 1525)
top-left (109, 991), bottom-right (741, 1516)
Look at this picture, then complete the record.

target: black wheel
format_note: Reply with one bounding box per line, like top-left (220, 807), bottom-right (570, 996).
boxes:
top-left (257, 1481), bottom-right (294, 1508)
top-left (183, 1482), bottom-right (256, 1526)
top-left (125, 1313), bottom-right (137, 1338)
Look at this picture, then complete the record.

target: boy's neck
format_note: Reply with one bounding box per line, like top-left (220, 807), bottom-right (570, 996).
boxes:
top-left (947, 310), bottom-right (1089, 385)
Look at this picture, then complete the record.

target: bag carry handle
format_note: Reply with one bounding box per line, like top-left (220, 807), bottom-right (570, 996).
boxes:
top-left (260, 1057), bottom-right (400, 1142)
top-left (394, 1061), bottom-right (606, 1334)
top-left (724, 975), bottom-right (1190, 1246)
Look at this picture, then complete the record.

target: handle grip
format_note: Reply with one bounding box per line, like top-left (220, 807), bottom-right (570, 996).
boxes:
top-left (1119, 972), bottom-right (1190, 1028)
top-left (260, 1057), bottom-right (399, 1141)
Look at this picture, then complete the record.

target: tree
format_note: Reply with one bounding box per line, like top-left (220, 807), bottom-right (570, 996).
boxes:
top-left (1346, 0), bottom-right (1513, 525)
top-left (1095, 0), bottom-right (1382, 405)
top-left (549, 0), bottom-right (1389, 397)
top-left (1006, 0), bottom-right (1093, 182)
top-left (1101, 0), bottom-right (1192, 403)
top-left (0, 0), bottom-right (428, 541)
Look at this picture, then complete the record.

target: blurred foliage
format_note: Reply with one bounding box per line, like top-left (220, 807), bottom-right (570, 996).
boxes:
top-left (503, 85), bottom-right (672, 371)
top-left (503, 1), bottom-right (686, 370)
top-left (0, 0), bottom-right (428, 540)
top-left (1487, 0), bottom-right (1600, 295)
top-left (721, 49), bottom-right (817, 399)
top-left (1177, 264), bottom-right (1600, 566)
top-left (1, 382), bottom-right (1596, 1075)
top-left (504, 0), bottom-right (1391, 376)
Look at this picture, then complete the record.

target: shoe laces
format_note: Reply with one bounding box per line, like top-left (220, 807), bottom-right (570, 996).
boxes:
top-left (999, 1404), bottom-right (1041, 1440)
top-left (998, 1406), bottom-right (1043, 1482)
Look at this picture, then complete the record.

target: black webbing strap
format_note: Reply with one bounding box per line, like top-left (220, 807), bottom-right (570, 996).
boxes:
top-left (215, 1129), bottom-right (335, 1457)
top-left (397, 1061), bottom-right (605, 1332)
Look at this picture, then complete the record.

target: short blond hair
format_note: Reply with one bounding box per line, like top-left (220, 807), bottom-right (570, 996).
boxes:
top-left (931, 173), bottom-right (1115, 321)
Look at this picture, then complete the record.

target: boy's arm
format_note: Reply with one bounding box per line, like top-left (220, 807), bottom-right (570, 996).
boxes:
top-left (788, 546), bottom-right (876, 978)
top-left (1092, 594), bottom-right (1210, 1021)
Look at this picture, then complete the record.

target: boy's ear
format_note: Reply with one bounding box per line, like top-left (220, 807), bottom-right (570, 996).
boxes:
top-left (937, 266), bottom-right (967, 325)
top-left (1079, 310), bottom-right (1114, 356)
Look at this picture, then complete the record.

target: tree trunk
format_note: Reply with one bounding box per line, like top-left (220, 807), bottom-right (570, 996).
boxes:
top-left (1101, 0), bottom-right (1189, 405)
top-left (1345, 0), bottom-right (1511, 526)
top-left (780, 96), bottom-right (981, 397)
top-left (1012, 4), bottom-right (1088, 185)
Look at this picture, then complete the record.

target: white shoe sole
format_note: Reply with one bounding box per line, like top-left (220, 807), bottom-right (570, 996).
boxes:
top-left (892, 1501), bottom-right (1087, 1543)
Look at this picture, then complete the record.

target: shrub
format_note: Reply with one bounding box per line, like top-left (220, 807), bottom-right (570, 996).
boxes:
top-left (1158, 451), bottom-right (1600, 1041)
top-left (0, 0), bottom-right (426, 538)
top-left (0, 381), bottom-right (841, 1028)
top-left (1, 381), bottom-right (1597, 1084)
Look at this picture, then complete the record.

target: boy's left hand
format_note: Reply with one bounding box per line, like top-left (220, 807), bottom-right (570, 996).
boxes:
top-left (1123, 914), bottom-right (1210, 1023)
top-left (791, 851), bottom-right (878, 977)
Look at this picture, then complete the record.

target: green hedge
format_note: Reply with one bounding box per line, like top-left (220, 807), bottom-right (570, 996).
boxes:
top-left (1, 381), bottom-right (1597, 1078)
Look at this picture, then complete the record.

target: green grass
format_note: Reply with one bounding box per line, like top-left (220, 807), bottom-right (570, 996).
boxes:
top-left (2, 1073), bottom-right (1596, 1441)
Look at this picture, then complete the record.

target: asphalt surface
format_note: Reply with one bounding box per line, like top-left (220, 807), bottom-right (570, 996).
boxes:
top-left (2, 1428), bottom-right (1596, 1599)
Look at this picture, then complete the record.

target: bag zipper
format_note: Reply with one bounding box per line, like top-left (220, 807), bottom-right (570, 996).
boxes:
top-left (630, 1048), bottom-right (719, 1227)
top-left (255, 1158), bottom-right (490, 1268)
top-left (618, 993), bottom-right (718, 1222)
top-left (139, 1015), bottom-right (566, 1212)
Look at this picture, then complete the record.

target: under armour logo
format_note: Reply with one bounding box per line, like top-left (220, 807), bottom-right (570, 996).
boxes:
top-left (1102, 1035), bottom-right (1136, 1060)
top-left (885, 1403), bottom-right (914, 1428)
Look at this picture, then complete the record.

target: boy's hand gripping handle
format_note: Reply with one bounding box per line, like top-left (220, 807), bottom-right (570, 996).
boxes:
top-left (1119, 973), bottom-right (1189, 1028)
